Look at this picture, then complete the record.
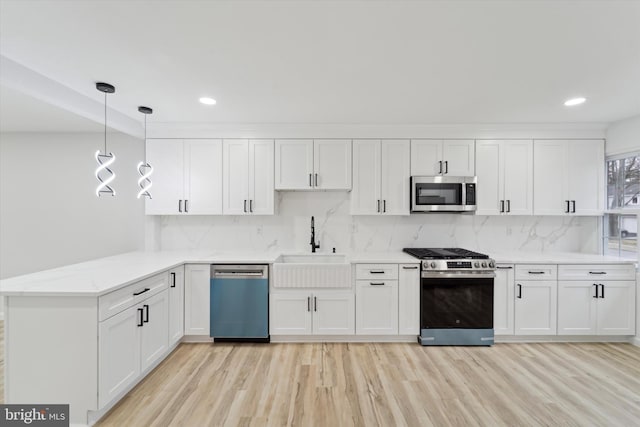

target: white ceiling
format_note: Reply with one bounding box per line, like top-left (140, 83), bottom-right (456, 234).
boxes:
top-left (1, 0), bottom-right (639, 128)
top-left (0, 86), bottom-right (103, 132)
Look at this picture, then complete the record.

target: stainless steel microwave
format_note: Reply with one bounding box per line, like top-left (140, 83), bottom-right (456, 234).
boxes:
top-left (411, 176), bottom-right (477, 212)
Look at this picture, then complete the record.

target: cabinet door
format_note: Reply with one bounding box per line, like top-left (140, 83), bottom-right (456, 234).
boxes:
top-left (168, 266), bottom-right (185, 346)
top-left (381, 140), bottom-right (410, 215)
top-left (248, 140), bottom-right (274, 215)
top-left (184, 139), bottom-right (223, 214)
top-left (503, 140), bottom-right (533, 215)
top-left (494, 265), bottom-right (515, 335)
top-left (475, 141), bottom-right (503, 215)
top-left (313, 139), bottom-right (352, 190)
top-left (270, 292), bottom-right (312, 335)
top-left (184, 264), bottom-right (210, 336)
top-left (410, 139), bottom-right (442, 176)
top-left (274, 139), bottom-right (314, 190)
top-left (313, 292), bottom-right (355, 335)
top-left (223, 140), bottom-right (249, 215)
top-left (145, 139), bottom-right (184, 215)
top-left (557, 281), bottom-right (597, 335)
top-left (514, 280), bottom-right (557, 335)
top-left (533, 140), bottom-right (568, 215)
top-left (597, 281), bottom-right (636, 335)
top-left (568, 140), bottom-right (604, 215)
top-left (350, 140), bottom-right (381, 215)
top-left (356, 280), bottom-right (398, 335)
top-left (140, 290), bottom-right (169, 372)
top-left (98, 306), bottom-right (140, 408)
top-left (398, 264), bottom-right (420, 335)
top-left (442, 140), bottom-right (475, 176)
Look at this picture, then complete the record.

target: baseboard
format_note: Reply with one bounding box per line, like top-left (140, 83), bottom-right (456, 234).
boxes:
top-left (270, 335), bottom-right (418, 343)
top-left (496, 335), bottom-right (632, 344)
top-left (181, 335), bottom-right (214, 343)
top-left (632, 337), bottom-right (640, 347)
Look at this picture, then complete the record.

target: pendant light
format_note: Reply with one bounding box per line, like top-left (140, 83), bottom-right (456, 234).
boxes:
top-left (95, 82), bottom-right (116, 197)
top-left (137, 106), bottom-right (153, 199)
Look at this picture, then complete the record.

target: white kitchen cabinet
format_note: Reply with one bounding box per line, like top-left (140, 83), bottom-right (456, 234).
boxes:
top-left (98, 305), bottom-right (140, 408)
top-left (356, 280), bottom-right (399, 335)
top-left (351, 140), bottom-right (410, 215)
top-left (270, 290), bottom-right (354, 335)
top-left (184, 264), bottom-right (210, 336)
top-left (494, 264), bottom-right (515, 335)
top-left (168, 266), bottom-right (185, 346)
top-left (398, 264), bottom-right (420, 335)
top-left (533, 140), bottom-right (604, 215)
top-left (476, 140), bottom-right (533, 215)
top-left (146, 139), bottom-right (223, 215)
top-left (558, 264), bottom-right (636, 336)
top-left (98, 282), bottom-right (169, 408)
top-left (223, 139), bottom-right (274, 215)
top-left (275, 139), bottom-right (351, 190)
top-left (411, 139), bottom-right (475, 176)
top-left (514, 280), bottom-right (557, 335)
top-left (139, 290), bottom-right (169, 372)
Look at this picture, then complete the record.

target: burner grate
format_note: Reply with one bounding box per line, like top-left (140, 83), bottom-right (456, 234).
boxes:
top-left (403, 247), bottom-right (489, 259)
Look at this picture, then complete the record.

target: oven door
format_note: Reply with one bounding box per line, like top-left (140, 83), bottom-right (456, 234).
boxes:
top-left (421, 273), bottom-right (494, 329)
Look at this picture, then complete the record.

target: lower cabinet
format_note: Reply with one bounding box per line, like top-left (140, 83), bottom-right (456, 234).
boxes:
top-left (270, 290), bottom-right (354, 335)
top-left (184, 264), bottom-right (210, 336)
top-left (356, 280), bottom-right (398, 335)
top-left (168, 266), bottom-right (185, 345)
top-left (494, 264), bottom-right (515, 335)
top-left (98, 289), bottom-right (169, 408)
top-left (398, 264), bottom-right (420, 334)
top-left (557, 264), bottom-right (636, 336)
top-left (514, 280), bottom-right (557, 335)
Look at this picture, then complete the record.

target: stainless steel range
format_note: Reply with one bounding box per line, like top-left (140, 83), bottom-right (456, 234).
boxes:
top-left (403, 248), bottom-right (496, 346)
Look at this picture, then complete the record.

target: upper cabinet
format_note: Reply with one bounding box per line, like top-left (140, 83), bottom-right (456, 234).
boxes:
top-left (351, 140), bottom-right (410, 215)
top-left (533, 140), bottom-right (604, 216)
top-left (476, 140), bottom-right (533, 215)
top-left (275, 139), bottom-right (351, 190)
top-left (411, 139), bottom-right (475, 177)
top-left (223, 139), bottom-right (274, 215)
top-left (146, 139), bottom-right (223, 215)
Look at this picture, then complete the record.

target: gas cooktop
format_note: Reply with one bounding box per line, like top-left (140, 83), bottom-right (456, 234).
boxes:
top-left (403, 248), bottom-right (490, 260)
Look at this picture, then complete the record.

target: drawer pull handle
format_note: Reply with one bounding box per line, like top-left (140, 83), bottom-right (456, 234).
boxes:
top-left (370, 270), bottom-right (385, 274)
top-left (133, 288), bottom-right (150, 296)
top-left (496, 266), bottom-right (513, 269)
top-left (370, 282), bottom-right (385, 286)
top-left (402, 266), bottom-right (418, 270)
top-left (589, 271), bottom-right (606, 275)
top-left (528, 271), bottom-right (545, 275)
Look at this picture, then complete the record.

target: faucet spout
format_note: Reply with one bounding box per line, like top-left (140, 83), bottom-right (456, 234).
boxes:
top-left (310, 216), bottom-right (320, 253)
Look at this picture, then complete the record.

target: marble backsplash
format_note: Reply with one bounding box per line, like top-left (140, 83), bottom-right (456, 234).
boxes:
top-left (150, 192), bottom-right (600, 255)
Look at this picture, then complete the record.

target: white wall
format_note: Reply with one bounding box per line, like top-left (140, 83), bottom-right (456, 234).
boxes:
top-left (606, 115), bottom-right (640, 156)
top-left (0, 132), bottom-right (145, 280)
top-left (152, 192), bottom-right (599, 255)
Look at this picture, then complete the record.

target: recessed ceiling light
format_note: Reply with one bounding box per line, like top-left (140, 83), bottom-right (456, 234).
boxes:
top-left (199, 97), bottom-right (217, 105)
top-left (564, 97), bottom-right (586, 107)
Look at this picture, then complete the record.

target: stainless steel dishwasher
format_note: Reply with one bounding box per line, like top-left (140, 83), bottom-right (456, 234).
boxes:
top-left (210, 264), bottom-right (269, 342)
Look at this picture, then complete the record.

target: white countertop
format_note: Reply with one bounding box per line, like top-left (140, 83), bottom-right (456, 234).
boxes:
top-left (1, 250), bottom-right (634, 297)
top-left (489, 251), bottom-right (637, 265)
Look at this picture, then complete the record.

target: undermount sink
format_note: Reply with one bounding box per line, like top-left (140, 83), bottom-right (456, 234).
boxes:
top-left (273, 253), bottom-right (351, 288)
top-left (276, 253), bottom-right (348, 264)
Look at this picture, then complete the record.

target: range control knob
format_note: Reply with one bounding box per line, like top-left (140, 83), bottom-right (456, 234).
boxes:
top-left (423, 262), bottom-right (429, 269)
top-left (481, 262), bottom-right (487, 268)
top-left (430, 262), bottom-right (437, 268)
top-left (489, 261), bottom-right (495, 268)
top-left (474, 262), bottom-right (480, 268)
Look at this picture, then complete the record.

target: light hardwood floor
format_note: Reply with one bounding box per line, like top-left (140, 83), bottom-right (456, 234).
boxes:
top-left (94, 340), bottom-right (640, 427)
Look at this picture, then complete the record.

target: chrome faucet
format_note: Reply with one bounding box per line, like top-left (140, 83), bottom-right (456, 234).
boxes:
top-left (310, 216), bottom-right (320, 253)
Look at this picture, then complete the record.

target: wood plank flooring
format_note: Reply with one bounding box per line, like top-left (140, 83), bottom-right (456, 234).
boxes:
top-left (95, 341), bottom-right (640, 427)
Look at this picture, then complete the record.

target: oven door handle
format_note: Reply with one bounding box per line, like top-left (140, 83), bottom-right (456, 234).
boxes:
top-left (421, 272), bottom-right (496, 279)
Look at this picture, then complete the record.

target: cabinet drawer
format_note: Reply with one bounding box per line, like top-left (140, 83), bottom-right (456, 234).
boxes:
top-left (99, 272), bottom-right (169, 321)
top-left (355, 264), bottom-right (398, 280)
top-left (515, 264), bottom-right (557, 280)
top-left (558, 264), bottom-right (636, 281)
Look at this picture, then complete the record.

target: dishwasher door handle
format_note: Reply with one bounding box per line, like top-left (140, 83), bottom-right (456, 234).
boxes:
top-left (214, 271), bottom-right (265, 276)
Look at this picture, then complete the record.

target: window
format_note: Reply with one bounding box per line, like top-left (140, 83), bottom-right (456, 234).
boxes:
top-left (604, 153), bottom-right (640, 259)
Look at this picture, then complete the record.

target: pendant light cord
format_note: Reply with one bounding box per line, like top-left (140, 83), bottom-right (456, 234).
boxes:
top-left (104, 91), bottom-right (107, 153)
top-left (144, 113), bottom-right (147, 161)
